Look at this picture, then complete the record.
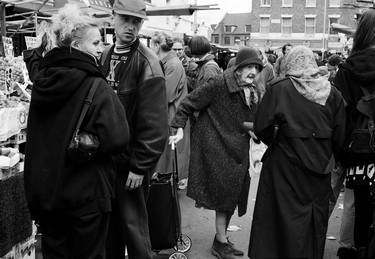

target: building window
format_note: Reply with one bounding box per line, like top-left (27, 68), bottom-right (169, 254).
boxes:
top-left (260, 16), bottom-right (270, 33)
top-left (144, 0), bottom-right (151, 3)
top-left (225, 26), bottom-right (231, 33)
top-left (282, 0), bottom-right (293, 7)
top-left (224, 36), bottom-right (230, 45)
top-left (234, 36), bottom-right (241, 45)
top-left (214, 36), bottom-right (219, 43)
top-left (245, 25), bottom-right (252, 32)
top-left (306, 0), bottom-right (316, 7)
top-left (305, 17), bottom-right (316, 35)
top-left (329, 16), bottom-right (339, 34)
top-left (261, 0), bottom-right (271, 7)
top-left (329, 0), bottom-right (340, 7)
top-left (281, 16), bottom-right (292, 35)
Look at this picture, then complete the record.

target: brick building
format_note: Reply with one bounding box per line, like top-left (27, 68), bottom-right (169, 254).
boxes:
top-left (212, 0), bottom-right (357, 52)
top-left (249, 0), bottom-right (357, 51)
top-left (211, 13), bottom-right (253, 47)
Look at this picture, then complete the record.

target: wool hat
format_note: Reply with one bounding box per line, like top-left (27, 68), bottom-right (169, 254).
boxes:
top-left (113, 0), bottom-right (148, 20)
top-left (234, 47), bottom-right (263, 72)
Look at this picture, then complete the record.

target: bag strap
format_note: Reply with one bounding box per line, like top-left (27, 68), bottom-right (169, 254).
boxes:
top-left (73, 79), bottom-right (100, 138)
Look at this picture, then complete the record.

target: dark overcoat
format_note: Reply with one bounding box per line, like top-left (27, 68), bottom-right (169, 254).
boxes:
top-left (171, 68), bottom-right (255, 216)
top-left (249, 78), bottom-right (346, 259)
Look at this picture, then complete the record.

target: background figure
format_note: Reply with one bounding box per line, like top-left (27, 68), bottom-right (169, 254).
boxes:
top-left (23, 4), bottom-right (129, 258)
top-left (151, 32), bottom-right (190, 183)
top-left (187, 36), bottom-right (221, 93)
top-left (170, 47), bottom-right (263, 259)
top-left (186, 36), bottom-right (221, 132)
top-left (333, 9), bottom-right (375, 259)
top-left (100, 0), bottom-right (169, 258)
top-left (254, 48), bottom-right (275, 97)
top-left (327, 54), bottom-right (344, 84)
top-left (249, 46), bottom-right (346, 259)
top-left (274, 43), bottom-right (292, 78)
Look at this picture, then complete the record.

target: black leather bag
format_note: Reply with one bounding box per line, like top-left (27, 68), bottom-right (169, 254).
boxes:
top-left (67, 82), bottom-right (100, 164)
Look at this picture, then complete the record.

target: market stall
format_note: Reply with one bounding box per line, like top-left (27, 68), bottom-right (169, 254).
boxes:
top-left (0, 37), bottom-right (35, 259)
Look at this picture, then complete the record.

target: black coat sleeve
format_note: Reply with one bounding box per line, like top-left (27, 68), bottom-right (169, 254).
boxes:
top-left (129, 76), bottom-right (169, 176)
top-left (84, 80), bottom-right (130, 154)
top-left (23, 46), bottom-right (44, 83)
top-left (331, 90), bottom-right (347, 163)
top-left (254, 85), bottom-right (279, 146)
top-left (171, 79), bottom-right (218, 129)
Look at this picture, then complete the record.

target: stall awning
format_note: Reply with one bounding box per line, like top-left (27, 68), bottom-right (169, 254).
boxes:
top-left (331, 23), bottom-right (355, 36)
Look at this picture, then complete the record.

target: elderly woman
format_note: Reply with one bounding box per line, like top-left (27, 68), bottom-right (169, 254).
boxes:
top-left (249, 46), bottom-right (346, 259)
top-left (170, 47), bottom-right (263, 259)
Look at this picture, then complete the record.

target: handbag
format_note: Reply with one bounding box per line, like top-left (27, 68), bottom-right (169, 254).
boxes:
top-left (67, 81), bottom-right (100, 164)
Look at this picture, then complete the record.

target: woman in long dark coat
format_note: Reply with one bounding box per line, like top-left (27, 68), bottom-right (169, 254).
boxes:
top-left (170, 47), bottom-right (263, 259)
top-left (248, 46), bottom-right (346, 259)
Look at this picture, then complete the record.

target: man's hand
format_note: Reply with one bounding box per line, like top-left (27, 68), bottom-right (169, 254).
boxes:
top-left (125, 171), bottom-right (144, 190)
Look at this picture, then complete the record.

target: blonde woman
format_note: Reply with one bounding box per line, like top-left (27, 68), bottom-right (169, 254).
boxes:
top-left (24, 4), bottom-right (129, 258)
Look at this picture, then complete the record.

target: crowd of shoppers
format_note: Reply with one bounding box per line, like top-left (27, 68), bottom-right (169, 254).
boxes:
top-left (20, 0), bottom-right (375, 258)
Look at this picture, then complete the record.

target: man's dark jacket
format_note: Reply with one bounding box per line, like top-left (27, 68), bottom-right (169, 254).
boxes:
top-left (101, 39), bottom-right (169, 177)
top-left (24, 47), bottom-right (130, 219)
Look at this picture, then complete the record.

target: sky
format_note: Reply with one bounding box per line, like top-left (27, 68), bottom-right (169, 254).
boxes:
top-left (193, 0), bottom-right (252, 25)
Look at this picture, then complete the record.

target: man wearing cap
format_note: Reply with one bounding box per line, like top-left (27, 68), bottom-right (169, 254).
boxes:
top-left (169, 47), bottom-right (263, 259)
top-left (100, 0), bottom-right (168, 258)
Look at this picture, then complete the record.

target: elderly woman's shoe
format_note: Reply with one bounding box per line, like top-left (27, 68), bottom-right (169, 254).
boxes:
top-left (211, 237), bottom-right (236, 259)
top-left (227, 238), bottom-right (244, 256)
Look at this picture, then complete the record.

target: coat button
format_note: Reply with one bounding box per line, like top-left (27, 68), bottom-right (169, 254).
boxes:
top-left (312, 132), bottom-right (316, 137)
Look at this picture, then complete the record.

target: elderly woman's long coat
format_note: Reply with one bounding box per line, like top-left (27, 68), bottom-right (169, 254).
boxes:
top-left (171, 68), bottom-right (256, 216)
top-left (249, 46), bottom-right (347, 259)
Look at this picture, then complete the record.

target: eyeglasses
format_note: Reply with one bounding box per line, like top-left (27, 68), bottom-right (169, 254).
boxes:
top-left (173, 48), bottom-right (183, 51)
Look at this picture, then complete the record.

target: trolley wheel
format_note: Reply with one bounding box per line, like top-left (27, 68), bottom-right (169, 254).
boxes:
top-left (169, 252), bottom-right (188, 259)
top-left (173, 234), bottom-right (192, 253)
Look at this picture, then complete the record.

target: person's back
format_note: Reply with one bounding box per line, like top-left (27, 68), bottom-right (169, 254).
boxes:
top-left (250, 46), bottom-right (346, 259)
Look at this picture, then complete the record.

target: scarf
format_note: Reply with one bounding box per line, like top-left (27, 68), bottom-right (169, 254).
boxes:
top-left (285, 46), bottom-right (331, 106)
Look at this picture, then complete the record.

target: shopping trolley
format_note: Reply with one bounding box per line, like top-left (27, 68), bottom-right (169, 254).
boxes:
top-left (147, 142), bottom-right (192, 259)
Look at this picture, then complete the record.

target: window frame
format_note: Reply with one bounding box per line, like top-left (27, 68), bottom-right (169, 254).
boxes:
top-left (260, 15), bottom-right (271, 34)
top-left (282, 0), bottom-right (293, 7)
top-left (245, 24), bottom-right (252, 33)
top-left (305, 0), bottom-right (316, 7)
top-left (224, 36), bottom-right (231, 45)
top-left (281, 15), bottom-right (292, 35)
top-left (305, 15), bottom-right (316, 35)
top-left (329, 0), bottom-right (340, 7)
top-left (328, 15), bottom-right (340, 34)
top-left (260, 0), bottom-right (271, 7)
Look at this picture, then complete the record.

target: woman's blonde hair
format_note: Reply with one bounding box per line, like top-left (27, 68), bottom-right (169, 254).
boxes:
top-left (52, 3), bottom-right (99, 48)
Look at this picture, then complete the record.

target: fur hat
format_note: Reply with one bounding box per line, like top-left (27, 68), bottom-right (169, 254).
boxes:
top-left (113, 0), bottom-right (147, 20)
top-left (234, 47), bottom-right (263, 72)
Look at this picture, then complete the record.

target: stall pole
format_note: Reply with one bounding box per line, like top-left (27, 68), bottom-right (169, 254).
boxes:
top-left (0, 3), bottom-right (6, 56)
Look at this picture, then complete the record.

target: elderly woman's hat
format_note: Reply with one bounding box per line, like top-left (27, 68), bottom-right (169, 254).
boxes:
top-left (234, 47), bottom-right (263, 72)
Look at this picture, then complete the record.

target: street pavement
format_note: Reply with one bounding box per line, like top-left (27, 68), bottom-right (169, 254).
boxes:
top-left (175, 172), bottom-right (344, 259)
top-left (35, 171), bottom-right (344, 259)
